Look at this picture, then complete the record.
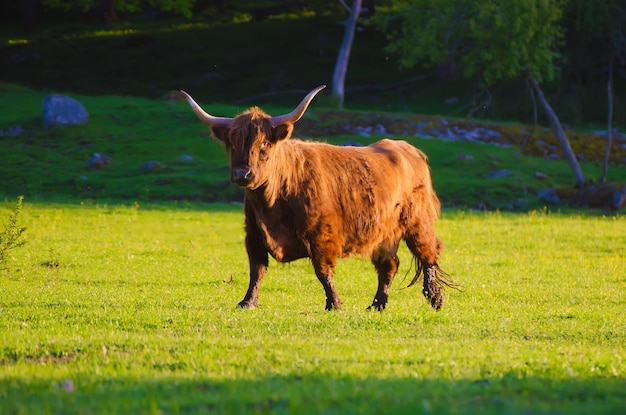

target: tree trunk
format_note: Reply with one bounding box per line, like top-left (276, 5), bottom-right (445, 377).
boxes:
top-left (529, 75), bottom-right (586, 187)
top-left (602, 53), bottom-right (614, 183)
top-left (332, 0), bottom-right (362, 109)
top-left (527, 78), bottom-right (538, 127)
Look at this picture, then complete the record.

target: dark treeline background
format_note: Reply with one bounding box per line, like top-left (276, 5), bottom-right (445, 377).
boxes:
top-left (1, 1), bottom-right (350, 28)
top-left (0, 0), bottom-right (624, 129)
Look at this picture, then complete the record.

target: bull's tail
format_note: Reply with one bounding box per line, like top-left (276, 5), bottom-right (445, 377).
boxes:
top-left (407, 258), bottom-right (460, 310)
top-left (406, 259), bottom-right (459, 290)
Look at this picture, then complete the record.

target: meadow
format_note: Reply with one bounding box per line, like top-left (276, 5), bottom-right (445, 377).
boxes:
top-left (0, 201), bottom-right (624, 414)
top-left (0, 80), bottom-right (625, 414)
top-left (1, 10), bottom-right (626, 413)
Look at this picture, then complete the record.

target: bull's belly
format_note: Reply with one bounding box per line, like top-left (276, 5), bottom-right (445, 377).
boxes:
top-left (267, 243), bottom-right (309, 263)
top-left (259, 224), bottom-right (309, 263)
top-left (255, 206), bottom-right (407, 262)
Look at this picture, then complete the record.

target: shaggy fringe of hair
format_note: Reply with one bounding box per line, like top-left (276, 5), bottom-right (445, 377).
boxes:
top-left (405, 257), bottom-right (461, 291)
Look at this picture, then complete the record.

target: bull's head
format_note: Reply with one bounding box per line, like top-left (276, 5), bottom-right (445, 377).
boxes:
top-left (180, 85), bottom-right (326, 189)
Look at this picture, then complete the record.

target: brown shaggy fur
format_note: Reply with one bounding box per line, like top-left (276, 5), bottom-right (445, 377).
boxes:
top-left (203, 106), bottom-right (455, 311)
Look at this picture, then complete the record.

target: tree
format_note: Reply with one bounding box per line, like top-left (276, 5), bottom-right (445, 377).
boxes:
top-left (332, 0), bottom-right (364, 109)
top-left (566, 0), bottom-right (626, 182)
top-left (374, 0), bottom-right (587, 187)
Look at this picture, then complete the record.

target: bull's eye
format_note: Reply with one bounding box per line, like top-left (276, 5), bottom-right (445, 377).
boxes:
top-left (259, 141), bottom-right (271, 160)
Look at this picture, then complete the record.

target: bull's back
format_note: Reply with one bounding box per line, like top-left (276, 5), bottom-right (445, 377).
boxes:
top-left (294, 139), bottom-right (439, 257)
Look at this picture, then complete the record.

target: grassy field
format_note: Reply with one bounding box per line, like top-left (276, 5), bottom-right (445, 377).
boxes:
top-left (1, 10), bottom-right (625, 413)
top-left (0, 201), bottom-right (624, 414)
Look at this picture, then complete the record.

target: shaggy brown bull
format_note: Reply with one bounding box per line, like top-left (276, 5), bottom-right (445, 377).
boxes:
top-left (181, 85), bottom-right (456, 311)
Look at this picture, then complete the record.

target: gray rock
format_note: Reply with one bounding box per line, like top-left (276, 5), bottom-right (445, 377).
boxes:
top-left (444, 127), bottom-right (457, 139)
top-left (612, 191), bottom-right (626, 210)
top-left (0, 125), bottom-right (24, 136)
top-left (457, 153), bottom-right (474, 161)
top-left (178, 155), bottom-right (194, 162)
top-left (485, 169), bottom-right (510, 179)
top-left (414, 121), bottom-right (429, 131)
top-left (534, 171), bottom-right (548, 179)
top-left (42, 94), bottom-right (89, 129)
top-left (537, 140), bottom-right (558, 151)
top-left (89, 153), bottom-right (112, 169)
top-left (340, 140), bottom-right (363, 147)
top-left (143, 160), bottom-right (162, 173)
top-left (373, 124), bottom-right (387, 135)
top-left (484, 129), bottom-right (502, 139)
top-left (355, 125), bottom-right (372, 137)
top-left (463, 129), bottom-right (483, 141)
top-left (593, 129), bottom-right (626, 139)
top-left (537, 187), bottom-right (560, 204)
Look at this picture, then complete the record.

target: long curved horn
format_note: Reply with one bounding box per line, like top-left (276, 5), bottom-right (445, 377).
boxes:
top-left (179, 90), bottom-right (232, 127)
top-left (270, 85), bottom-right (326, 127)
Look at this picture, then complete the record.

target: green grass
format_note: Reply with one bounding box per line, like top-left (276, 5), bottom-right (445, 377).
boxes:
top-left (1, 13), bottom-right (625, 414)
top-left (1, 202), bottom-right (624, 414)
top-left (2, 84), bottom-right (625, 209)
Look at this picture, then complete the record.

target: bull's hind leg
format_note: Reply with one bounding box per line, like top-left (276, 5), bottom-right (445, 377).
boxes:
top-left (313, 259), bottom-right (343, 311)
top-left (404, 224), bottom-right (452, 310)
top-left (368, 246), bottom-right (400, 311)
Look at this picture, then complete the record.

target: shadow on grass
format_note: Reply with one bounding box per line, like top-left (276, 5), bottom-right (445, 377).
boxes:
top-left (3, 374), bottom-right (625, 414)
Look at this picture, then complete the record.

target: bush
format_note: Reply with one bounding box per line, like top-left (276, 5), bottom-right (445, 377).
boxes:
top-left (0, 196), bottom-right (26, 266)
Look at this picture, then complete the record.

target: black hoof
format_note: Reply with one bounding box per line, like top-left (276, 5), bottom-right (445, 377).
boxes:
top-left (368, 299), bottom-right (386, 311)
top-left (325, 299), bottom-right (342, 311)
top-left (422, 289), bottom-right (443, 310)
top-left (238, 300), bottom-right (257, 309)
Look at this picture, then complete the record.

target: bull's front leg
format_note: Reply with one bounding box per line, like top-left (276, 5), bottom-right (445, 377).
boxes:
top-left (238, 212), bottom-right (269, 309)
top-left (310, 238), bottom-right (343, 311)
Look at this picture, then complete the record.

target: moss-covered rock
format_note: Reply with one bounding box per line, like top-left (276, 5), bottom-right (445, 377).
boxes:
top-left (298, 111), bottom-right (626, 165)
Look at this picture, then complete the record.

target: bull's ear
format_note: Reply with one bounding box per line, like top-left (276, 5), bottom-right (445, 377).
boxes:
top-left (210, 126), bottom-right (229, 143)
top-left (271, 123), bottom-right (294, 143)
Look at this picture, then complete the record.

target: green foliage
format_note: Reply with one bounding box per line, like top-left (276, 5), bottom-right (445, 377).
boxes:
top-left (0, 196), bottom-right (26, 266)
top-left (467, 0), bottom-right (564, 85)
top-left (373, 0), bottom-right (564, 85)
top-left (569, 0), bottom-right (626, 46)
top-left (0, 203), bottom-right (624, 413)
top-left (40, 0), bottom-right (93, 13)
top-left (565, 0), bottom-right (626, 80)
top-left (40, 0), bottom-right (197, 17)
top-left (371, 0), bottom-right (467, 70)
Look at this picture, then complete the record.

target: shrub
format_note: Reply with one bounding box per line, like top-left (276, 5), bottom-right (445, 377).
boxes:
top-left (0, 196), bottom-right (26, 266)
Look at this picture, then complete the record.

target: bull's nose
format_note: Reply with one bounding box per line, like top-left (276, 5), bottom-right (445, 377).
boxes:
top-left (231, 167), bottom-right (253, 186)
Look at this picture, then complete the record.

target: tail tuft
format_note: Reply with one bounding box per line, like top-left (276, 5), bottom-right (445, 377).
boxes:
top-left (407, 259), bottom-right (460, 310)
